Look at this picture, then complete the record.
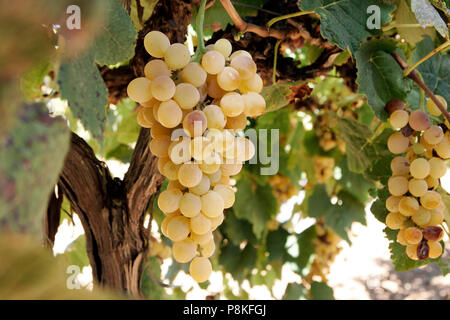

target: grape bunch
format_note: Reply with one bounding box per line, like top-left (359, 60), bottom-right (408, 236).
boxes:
top-left (127, 31), bottom-right (266, 283)
top-left (384, 98), bottom-right (449, 261)
top-left (148, 237), bottom-right (172, 260)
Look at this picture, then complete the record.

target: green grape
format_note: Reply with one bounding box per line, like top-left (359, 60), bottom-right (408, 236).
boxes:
top-left (410, 158), bottom-right (430, 179)
top-left (190, 213), bottom-right (212, 235)
top-left (151, 75), bottom-right (176, 101)
top-left (164, 43), bottom-right (191, 70)
top-left (220, 92), bottom-right (245, 117)
top-left (189, 257), bottom-right (212, 283)
top-left (167, 216), bottom-right (190, 241)
top-left (217, 67), bottom-right (241, 91)
top-left (201, 50), bottom-right (225, 75)
top-left (411, 206), bottom-right (431, 226)
top-left (214, 38), bottom-right (232, 58)
top-left (388, 176), bottom-right (409, 196)
top-left (213, 184), bottom-right (235, 208)
top-left (158, 189), bottom-right (182, 214)
top-left (127, 77), bottom-right (153, 103)
top-left (387, 132), bottom-right (409, 154)
top-left (201, 191), bottom-right (224, 218)
top-left (389, 110), bottom-right (409, 129)
top-left (174, 83), bottom-right (200, 110)
top-left (144, 31), bottom-right (170, 58)
top-left (158, 99), bottom-right (182, 128)
top-left (144, 59), bottom-right (171, 80)
top-left (189, 176), bottom-right (211, 196)
top-left (408, 179), bottom-right (428, 197)
top-left (385, 212), bottom-right (405, 230)
top-left (182, 62), bottom-right (207, 87)
top-left (398, 196), bottom-right (419, 217)
top-left (428, 157), bottom-right (447, 179)
top-left (178, 163), bottom-right (203, 188)
top-left (179, 192), bottom-right (201, 218)
top-left (172, 238), bottom-right (197, 263)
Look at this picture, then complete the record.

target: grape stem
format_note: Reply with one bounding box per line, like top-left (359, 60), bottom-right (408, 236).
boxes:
top-left (219, 0), bottom-right (286, 39)
top-left (403, 39), bottom-right (450, 77)
top-left (272, 39), bottom-right (282, 84)
top-left (266, 11), bottom-right (315, 28)
top-left (192, 0), bottom-right (208, 63)
top-left (391, 52), bottom-right (450, 124)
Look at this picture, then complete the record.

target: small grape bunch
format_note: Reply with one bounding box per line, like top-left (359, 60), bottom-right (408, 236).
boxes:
top-left (148, 237), bottom-right (172, 260)
top-left (384, 98), bottom-right (448, 261)
top-left (127, 31), bottom-right (266, 283)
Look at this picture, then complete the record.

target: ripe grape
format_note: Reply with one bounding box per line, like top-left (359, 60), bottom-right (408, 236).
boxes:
top-left (390, 156), bottom-right (410, 176)
top-left (385, 212), bottom-right (405, 230)
top-left (220, 92), bottom-right (245, 117)
top-left (163, 160), bottom-right (180, 180)
top-left (386, 195), bottom-right (401, 212)
top-left (427, 241), bottom-right (442, 259)
top-left (428, 157), bottom-right (447, 179)
top-left (169, 138), bottom-right (191, 164)
top-left (151, 75), bottom-right (176, 101)
top-left (213, 184), bottom-right (235, 208)
top-left (388, 176), bottom-right (408, 196)
top-left (190, 136), bottom-right (210, 161)
top-left (425, 209), bottom-right (444, 227)
top-left (167, 216), bottom-right (190, 241)
top-left (144, 31), bottom-right (170, 58)
top-left (174, 83), bottom-right (200, 110)
top-left (203, 105), bottom-right (226, 129)
top-left (172, 238), bottom-right (197, 263)
top-left (150, 135), bottom-right (171, 157)
top-left (404, 227), bottom-right (423, 245)
top-left (387, 132), bottom-right (409, 154)
top-left (389, 110), bottom-right (409, 129)
top-left (158, 100), bottom-right (182, 128)
top-left (137, 107), bottom-right (156, 128)
top-left (397, 229), bottom-right (408, 246)
top-left (190, 213), bottom-right (212, 235)
top-left (217, 67), bottom-right (241, 91)
top-left (411, 206), bottom-right (431, 226)
top-left (243, 92), bottom-right (266, 117)
top-left (201, 50), bottom-right (225, 75)
top-left (426, 95), bottom-right (447, 116)
top-left (209, 213), bottom-right (224, 230)
top-left (164, 43), bottom-right (190, 70)
top-left (420, 191), bottom-right (442, 210)
top-left (207, 168), bottom-right (222, 185)
top-left (423, 125), bottom-right (444, 145)
top-left (423, 226), bottom-right (444, 242)
top-left (189, 257), bottom-right (212, 283)
top-left (409, 158), bottom-right (430, 179)
top-left (190, 231), bottom-right (213, 245)
top-left (150, 122), bottom-right (172, 138)
top-left (425, 176), bottom-right (439, 190)
top-left (409, 110), bottom-right (431, 131)
top-left (230, 50), bottom-right (252, 60)
top-left (189, 176), bottom-right (211, 196)
top-left (167, 180), bottom-right (185, 191)
top-left (206, 75), bottom-right (227, 99)
top-left (201, 191), bottom-right (224, 218)
top-left (178, 163), bottom-right (203, 188)
top-left (225, 114), bottom-right (247, 130)
top-left (230, 55), bottom-right (256, 80)
top-left (221, 162), bottom-right (243, 176)
top-left (179, 192), bottom-right (201, 217)
top-left (239, 73), bottom-right (263, 94)
top-left (408, 179), bottom-right (428, 197)
top-left (127, 77), bottom-right (153, 103)
top-left (183, 110), bottom-right (207, 137)
top-left (158, 189), bottom-right (182, 214)
top-left (412, 143), bottom-right (425, 155)
top-left (182, 62), bottom-right (207, 87)
top-left (385, 99), bottom-right (406, 114)
top-left (144, 59), bottom-right (171, 80)
top-left (214, 38), bottom-right (232, 58)
top-left (398, 196), bottom-right (419, 217)
top-left (435, 132), bottom-right (450, 159)
top-left (200, 239), bottom-right (216, 258)
top-left (406, 244), bottom-right (419, 260)
top-left (199, 161), bottom-right (221, 175)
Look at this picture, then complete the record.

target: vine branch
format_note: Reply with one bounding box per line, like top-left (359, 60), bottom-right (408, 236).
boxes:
top-left (218, 0), bottom-right (287, 39)
top-left (391, 52), bottom-right (450, 124)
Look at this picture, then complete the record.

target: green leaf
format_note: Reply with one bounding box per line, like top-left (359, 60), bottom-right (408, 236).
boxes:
top-left (58, 51), bottom-right (108, 142)
top-left (219, 242), bottom-right (257, 283)
top-left (58, 0), bottom-right (137, 143)
top-left (266, 228), bottom-right (289, 262)
top-left (413, 36), bottom-right (450, 103)
top-left (20, 61), bottom-right (52, 100)
top-left (307, 185), bottom-right (366, 242)
top-left (0, 103), bottom-right (70, 235)
top-left (141, 257), bottom-right (167, 299)
top-left (299, 0), bottom-right (395, 53)
top-left (338, 158), bottom-right (374, 204)
top-left (282, 283), bottom-right (307, 300)
top-left (411, 0), bottom-right (448, 39)
top-left (296, 225), bottom-right (317, 275)
top-left (355, 39), bottom-right (409, 120)
top-left (395, 0), bottom-right (435, 45)
top-left (261, 81), bottom-right (302, 112)
top-left (309, 281), bottom-right (334, 300)
top-left (221, 209), bottom-right (257, 246)
top-left (233, 179), bottom-right (278, 239)
top-left (65, 235), bottom-right (90, 267)
top-left (355, 102), bottom-right (375, 126)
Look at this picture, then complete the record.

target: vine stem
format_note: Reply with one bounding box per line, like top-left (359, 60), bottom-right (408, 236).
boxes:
top-left (218, 0), bottom-right (286, 39)
top-left (391, 52), bottom-right (450, 125)
top-left (382, 23), bottom-right (432, 32)
top-left (192, 0), bottom-right (208, 63)
top-left (403, 39), bottom-right (450, 76)
top-left (272, 39), bottom-right (282, 84)
top-left (266, 11), bottom-right (314, 28)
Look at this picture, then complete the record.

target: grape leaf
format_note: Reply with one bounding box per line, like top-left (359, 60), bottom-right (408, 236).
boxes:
top-left (0, 103), bottom-right (70, 235)
top-left (307, 184), bottom-right (366, 243)
top-left (296, 225), bottom-right (317, 275)
top-left (266, 228), bottom-right (289, 262)
top-left (413, 36), bottom-right (450, 103)
top-left (299, 0), bottom-right (396, 53)
top-left (395, 0), bottom-right (436, 45)
top-left (20, 61), bottom-right (52, 100)
top-left (338, 158), bottom-right (374, 204)
top-left (233, 179), bottom-right (278, 239)
top-left (58, 0), bottom-right (137, 143)
top-left (282, 283), bottom-right (307, 300)
top-left (309, 281), bottom-right (334, 300)
top-left (411, 0), bottom-right (449, 39)
top-left (221, 209), bottom-right (257, 246)
top-left (219, 242), bottom-right (257, 283)
top-left (261, 81), bottom-right (303, 112)
top-left (355, 39), bottom-right (409, 120)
